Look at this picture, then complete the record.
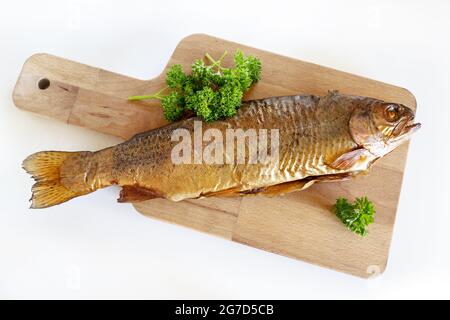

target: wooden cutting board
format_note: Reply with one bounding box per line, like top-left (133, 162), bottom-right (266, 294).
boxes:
top-left (13, 34), bottom-right (416, 278)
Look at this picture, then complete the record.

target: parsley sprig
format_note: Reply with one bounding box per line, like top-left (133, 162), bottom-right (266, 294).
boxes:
top-left (334, 197), bottom-right (375, 237)
top-left (128, 50), bottom-right (262, 122)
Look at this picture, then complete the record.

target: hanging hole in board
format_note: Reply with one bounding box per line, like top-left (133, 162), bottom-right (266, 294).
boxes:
top-left (37, 78), bottom-right (50, 90)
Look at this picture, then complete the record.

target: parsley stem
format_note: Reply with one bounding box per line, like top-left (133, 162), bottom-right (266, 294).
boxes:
top-left (205, 53), bottom-right (217, 65)
top-left (128, 87), bottom-right (169, 101)
top-left (128, 95), bottom-right (159, 101)
top-left (217, 50), bottom-right (228, 63)
top-left (205, 51), bottom-right (228, 72)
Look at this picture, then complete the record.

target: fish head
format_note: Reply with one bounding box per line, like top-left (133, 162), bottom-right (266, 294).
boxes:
top-left (350, 100), bottom-right (421, 157)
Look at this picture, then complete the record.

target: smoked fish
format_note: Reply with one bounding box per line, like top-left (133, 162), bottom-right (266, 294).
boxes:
top-left (22, 91), bottom-right (420, 208)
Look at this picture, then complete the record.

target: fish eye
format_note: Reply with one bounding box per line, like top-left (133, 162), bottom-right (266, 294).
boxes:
top-left (385, 105), bottom-right (400, 122)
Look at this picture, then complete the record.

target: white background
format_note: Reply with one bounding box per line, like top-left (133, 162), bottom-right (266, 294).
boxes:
top-left (1, 0), bottom-right (449, 299)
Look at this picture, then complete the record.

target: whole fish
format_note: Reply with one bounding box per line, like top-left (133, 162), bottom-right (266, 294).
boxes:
top-left (22, 91), bottom-right (420, 208)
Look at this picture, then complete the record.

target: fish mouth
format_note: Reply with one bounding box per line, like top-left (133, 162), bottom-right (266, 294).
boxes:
top-left (404, 121), bottom-right (421, 134)
top-left (392, 119), bottom-right (421, 141)
top-left (391, 108), bottom-right (421, 137)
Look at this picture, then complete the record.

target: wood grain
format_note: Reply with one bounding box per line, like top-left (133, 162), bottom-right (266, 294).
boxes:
top-left (13, 34), bottom-right (416, 278)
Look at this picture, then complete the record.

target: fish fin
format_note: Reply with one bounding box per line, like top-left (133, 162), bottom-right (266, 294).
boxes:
top-left (258, 173), bottom-right (353, 197)
top-left (329, 148), bottom-right (370, 170)
top-left (218, 180), bottom-right (318, 197)
top-left (22, 151), bottom-right (90, 208)
top-left (204, 173), bottom-right (355, 199)
top-left (257, 179), bottom-right (316, 197)
top-left (313, 173), bottom-right (354, 182)
top-left (118, 185), bottom-right (163, 203)
top-left (199, 187), bottom-right (243, 198)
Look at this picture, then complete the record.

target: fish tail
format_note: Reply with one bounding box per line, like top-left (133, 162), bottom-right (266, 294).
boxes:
top-left (22, 151), bottom-right (96, 209)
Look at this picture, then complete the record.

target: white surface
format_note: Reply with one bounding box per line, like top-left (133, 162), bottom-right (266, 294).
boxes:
top-left (1, 0), bottom-right (449, 299)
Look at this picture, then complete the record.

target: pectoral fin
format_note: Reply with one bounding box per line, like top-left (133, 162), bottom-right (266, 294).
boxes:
top-left (329, 148), bottom-right (370, 170)
top-left (118, 185), bottom-right (163, 203)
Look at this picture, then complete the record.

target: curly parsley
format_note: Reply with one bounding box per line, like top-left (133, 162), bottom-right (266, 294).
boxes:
top-left (128, 50), bottom-right (262, 122)
top-left (334, 197), bottom-right (375, 237)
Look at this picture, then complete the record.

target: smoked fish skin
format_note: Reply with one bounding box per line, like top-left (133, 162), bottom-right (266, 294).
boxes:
top-left (22, 91), bottom-right (420, 208)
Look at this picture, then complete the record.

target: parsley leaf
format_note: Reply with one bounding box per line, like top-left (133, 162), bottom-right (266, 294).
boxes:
top-left (334, 197), bottom-right (375, 237)
top-left (128, 50), bottom-right (262, 122)
top-left (161, 91), bottom-right (184, 122)
top-left (165, 64), bottom-right (186, 89)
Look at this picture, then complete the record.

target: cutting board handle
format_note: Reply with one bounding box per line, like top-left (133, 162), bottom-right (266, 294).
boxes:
top-left (12, 53), bottom-right (168, 139)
